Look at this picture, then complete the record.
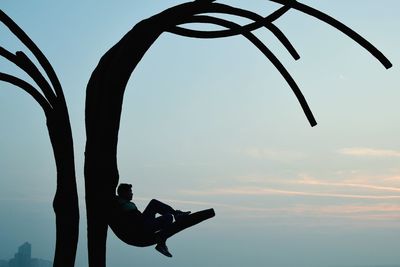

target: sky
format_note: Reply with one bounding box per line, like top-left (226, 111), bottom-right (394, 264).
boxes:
top-left (0, 1), bottom-right (399, 266)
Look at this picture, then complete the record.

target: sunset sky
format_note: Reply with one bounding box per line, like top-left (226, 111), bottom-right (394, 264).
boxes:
top-left (1, 1), bottom-right (399, 266)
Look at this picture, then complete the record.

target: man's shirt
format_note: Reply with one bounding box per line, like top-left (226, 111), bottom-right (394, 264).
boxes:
top-left (117, 197), bottom-right (139, 212)
top-left (115, 196), bottom-right (143, 224)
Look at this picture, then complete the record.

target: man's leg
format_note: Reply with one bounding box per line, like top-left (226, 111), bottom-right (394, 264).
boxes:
top-left (142, 212), bottom-right (174, 258)
top-left (143, 199), bottom-right (176, 218)
top-left (142, 199), bottom-right (187, 258)
top-left (142, 200), bottom-right (174, 240)
top-left (153, 216), bottom-right (174, 258)
top-left (145, 214), bottom-right (174, 233)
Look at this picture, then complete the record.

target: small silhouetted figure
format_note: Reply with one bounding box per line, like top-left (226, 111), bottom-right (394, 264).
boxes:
top-left (115, 183), bottom-right (190, 257)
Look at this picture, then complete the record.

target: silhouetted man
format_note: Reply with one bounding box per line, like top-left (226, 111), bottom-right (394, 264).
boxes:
top-left (116, 183), bottom-right (190, 257)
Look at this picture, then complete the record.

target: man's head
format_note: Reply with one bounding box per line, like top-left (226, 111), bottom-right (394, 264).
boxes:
top-left (117, 183), bottom-right (133, 201)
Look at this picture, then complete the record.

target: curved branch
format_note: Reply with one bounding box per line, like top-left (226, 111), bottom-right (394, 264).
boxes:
top-left (0, 72), bottom-right (53, 115)
top-left (172, 15), bottom-right (300, 61)
top-left (0, 10), bottom-right (67, 101)
top-left (172, 15), bottom-right (316, 126)
top-left (243, 35), bottom-right (317, 126)
top-left (169, 5), bottom-right (289, 38)
top-left (206, 3), bottom-right (290, 24)
top-left (0, 47), bottom-right (57, 106)
top-left (170, 4), bottom-right (299, 60)
top-left (267, 4), bottom-right (291, 22)
top-left (16, 51), bottom-right (58, 105)
top-left (170, 21), bottom-right (257, 38)
top-left (266, 23), bottom-right (300, 60)
top-left (207, 3), bottom-right (299, 59)
top-left (268, 0), bottom-right (392, 69)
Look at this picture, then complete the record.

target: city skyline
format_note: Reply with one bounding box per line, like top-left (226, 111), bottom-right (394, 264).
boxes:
top-left (0, 242), bottom-right (52, 267)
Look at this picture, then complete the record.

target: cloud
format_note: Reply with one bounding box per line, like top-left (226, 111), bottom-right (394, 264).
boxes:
top-left (137, 197), bottom-right (400, 221)
top-left (296, 177), bottom-right (400, 192)
top-left (165, 167), bottom-right (400, 225)
top-left (174, 172), bottom-right (400, 223)
top-left (178, 173), bottom-right (400, 201)
top-left (243, 204), bottom-right (400, 221)
top-left (338, 147), bottom-right (400, 157)
top-left (181, 186), bottom-right (400, 200)
top-left (315, 204), bottom-right (400, 214)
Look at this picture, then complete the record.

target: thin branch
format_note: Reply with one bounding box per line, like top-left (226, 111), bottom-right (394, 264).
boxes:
top-left (268, 0), bottom-right (392, 69)
top-left (0, 72), bottom-right (53, 115)
top-left (170, 4), bottom-right (299, 60)
top-left (267, 4), bottom-right (291, 22)
top-left (266, 23), bottom-right (300, 60)
top-left (208, 3), bottom-right (299, 59)
top-left (228, 20), bottom-right (317, 126)
top-left (206, 3), bottom-right (282, 26)
top-left (170, 20), bottom-right (258, 38)
top-left (15, 51), bottom-right (58, 105)
top-left (0, 46), bottom-right (18, 63)
top-left (173, 15), bottom-right (316, 126)
top-left (169, 5), bottom-right (290, 38)
top-left (244, 34), bottom-right (317, 126)
top-left (172, 16), bottom-right (300, 61)
top-left (0, 10), bottom-right (67, 101)
top-left (0, 46), bottom-right (57, 105)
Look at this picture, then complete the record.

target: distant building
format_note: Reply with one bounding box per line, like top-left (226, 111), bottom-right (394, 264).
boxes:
top-left (9, 242), bottom-right (31, 267)
top-left (1, 242), bottom-right (52, 267)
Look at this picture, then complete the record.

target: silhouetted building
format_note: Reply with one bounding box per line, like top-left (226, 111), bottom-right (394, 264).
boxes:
top-left (2, 242), bottom-right (52, 267)
top-left (9, 242), bottom-right (31, 267)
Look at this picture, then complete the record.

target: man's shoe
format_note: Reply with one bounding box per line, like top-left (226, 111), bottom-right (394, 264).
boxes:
top-left (174, 210), bottom-right (191, 222)
top-left (155, 244), bottom-right (173, 258)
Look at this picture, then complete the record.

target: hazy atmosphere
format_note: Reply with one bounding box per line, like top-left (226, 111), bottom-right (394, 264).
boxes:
top-left (1, 1), bottom-right (399, 266)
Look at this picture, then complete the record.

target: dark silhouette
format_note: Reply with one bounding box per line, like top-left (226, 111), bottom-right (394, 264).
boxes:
top-left (108, 183), bottom-right (213, 257)
top-left (0, 1), bottom-right (393, 267)
top-left (1, 242), bottom-right (53, 267)
top-left (84, 1), bottom-right (391, 265)
top-left (0, 10), bottom-right (79, 267)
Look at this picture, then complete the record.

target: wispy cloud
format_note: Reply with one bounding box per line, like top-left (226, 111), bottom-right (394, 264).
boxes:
top-left (296, 177), bottom-right (400, 192)
top-left (240, 204), bottom-right (400, 221)
top-left (338, 147), bottom-right (400, 157)
top-left (383, 175), bottom-right (400, 183)
top-left (138, 197), bottom-right (400, 219)
top-left (175, 171), bottom-right (400, 223)
top-left (181, 186), bottom-right (400, 200)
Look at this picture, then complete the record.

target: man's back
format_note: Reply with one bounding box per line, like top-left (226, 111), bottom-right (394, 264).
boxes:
top-left (114, 196), bottom-right (144, 226)
top-left (117, 196), bottom-right (140, 212)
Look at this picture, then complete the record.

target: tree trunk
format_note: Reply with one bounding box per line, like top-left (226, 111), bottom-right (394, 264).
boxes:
top-left (0, 10), bottom-right (80, 266)
top-left (47, 106), bottom-right (79, 267)
top-left (83, 3), bottom-right (226, 266)
top-left (84, 19), bottom-right (162, 267)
